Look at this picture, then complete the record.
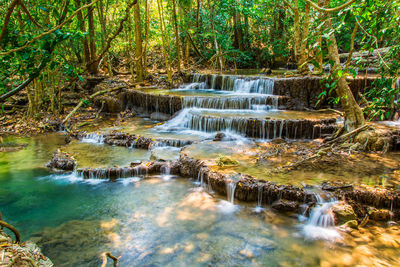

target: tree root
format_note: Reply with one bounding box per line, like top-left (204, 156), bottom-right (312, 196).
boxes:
top-left (0, 220), bottom-right (21, 244)
top-left (320, 124), bottom-right (370, 148)
top-left (101, 252), bottom-right (120, 267)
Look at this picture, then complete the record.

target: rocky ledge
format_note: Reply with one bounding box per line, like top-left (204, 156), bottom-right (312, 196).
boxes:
top-left (176, 153), bottom-right (400, 225)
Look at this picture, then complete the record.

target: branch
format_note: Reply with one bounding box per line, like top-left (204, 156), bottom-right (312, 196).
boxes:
top-left (95, 0), bottom-right (137, 65)
top-left (101, 252), bottom-right (120, 267)
top-left (305, 0), bottom-right (358, 13)
top-left (0, 52), bottom-right (51, 102)
top-left (0, 0), bottom-right (99, 56)
top-left (0, 0), bottom-right (20, 45)
top-left (355, 16), bottom-right (390, 70)
top-left (346, 23), bottom-right (359, 68)
top-left (19, 0), bottom-right (42, 28)
top-left (62, 85), bottom-right (131, 125)
top-left (282, 0), bottom-right (295, 12)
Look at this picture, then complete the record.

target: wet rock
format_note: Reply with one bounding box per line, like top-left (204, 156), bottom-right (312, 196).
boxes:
top-left (120, 89), bottom-right (182, 115)
top-left (213, 132), bottom-right (226, 141)
top-left (332, 203), bottom-right (357, 225)
top-left (46, 150), bottom-right (76, 172)
top-left (271, 199), bottom-right (299, 212)
top-left (368, 207), bottom-right (391, 221)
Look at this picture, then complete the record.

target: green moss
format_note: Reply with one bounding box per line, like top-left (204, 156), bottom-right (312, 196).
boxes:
top-left (216, 155), bottom-right (239, 166)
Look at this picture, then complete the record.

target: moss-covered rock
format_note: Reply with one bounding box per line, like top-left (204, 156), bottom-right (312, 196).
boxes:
top-left (216, 155), bottom-right (239, 166)
top-left (332, 203), bottom-right (357, 225)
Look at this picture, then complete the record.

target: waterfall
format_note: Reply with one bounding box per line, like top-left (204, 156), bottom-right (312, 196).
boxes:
top-left (220, 75), bottom-right (275, 94)
top-left (226, 179), bottom-right (237, 204)
top-left (81, 133), bottom-right (105, 144)
top-left (187, 73), bottom-right (275, 94)
top-left (182, 95), bottom-right (279, 110)
top-left (161, 162), bottom-right (172, 180)
top-left (302, 194), bottom-right (341, 240)
top-left (253, 183), bottom-right (265, 213)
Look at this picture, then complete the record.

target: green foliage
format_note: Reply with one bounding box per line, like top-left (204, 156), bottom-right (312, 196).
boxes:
top-left (364, 77), bottom-right (399, 121)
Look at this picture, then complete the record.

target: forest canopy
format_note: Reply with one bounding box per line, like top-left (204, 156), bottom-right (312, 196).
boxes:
top-left (0, 0), bottom-right (399, 123)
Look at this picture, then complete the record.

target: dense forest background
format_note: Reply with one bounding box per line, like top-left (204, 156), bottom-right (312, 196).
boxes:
top-left (0, 0), bottom-right (399, 124)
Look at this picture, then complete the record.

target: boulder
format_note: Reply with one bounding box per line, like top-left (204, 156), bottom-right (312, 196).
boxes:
top-left (368, 207), bottom-right (391, 221)
top-left (332, 203), bottom-right (357, 225)
top-left (46, 150), bottom-right (76, 172)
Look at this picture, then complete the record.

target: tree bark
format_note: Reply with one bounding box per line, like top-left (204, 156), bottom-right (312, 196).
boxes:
top-left (75, 0), bottom-right (91, 69)
top-left (87, 3), bottom-right (98, 74)
top-left (156, 0), bottom-right (172, 85)
top-left (172, 0), bottom-right (182, 72)
top-left (134, 1), bottom-right (144, 81)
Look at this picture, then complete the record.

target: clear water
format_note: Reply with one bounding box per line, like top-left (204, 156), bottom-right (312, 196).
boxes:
top-left (1, 134), bottom-right (400, 266)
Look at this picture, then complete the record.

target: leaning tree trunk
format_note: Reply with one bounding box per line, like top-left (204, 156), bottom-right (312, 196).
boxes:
top-left (325, 15), bottom-right (365, 131)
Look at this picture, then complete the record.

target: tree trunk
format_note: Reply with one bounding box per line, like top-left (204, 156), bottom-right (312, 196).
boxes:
top-left (87, 2), bottom-right (98, 74)
top-left (172, 0), bottom-right (182, 72)
top-left (143, 0), bottom-right (150, 77)
top-left (134, 1), bottom-right (144, 81)
top-left (156, 0), bottom-right (172, 85)
top-left (207, 0), bottom-right (223, 71)
top-left (298, 2), bottom-right (310, 73)
top-left (324, 7), bottom-right (365, 131)
top-left (233, 6), bottom-right (244, 51)
top-left (75, 0), bottom-right (90, 68)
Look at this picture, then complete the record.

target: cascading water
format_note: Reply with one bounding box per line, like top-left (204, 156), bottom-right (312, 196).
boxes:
top-left (217, 175), bottom-right (240, 213)
top-left (81, 133), bottom-right (105, 144)
top-left (161, 162), bottom-right (173, 181)
top-left (226, 179), bottom-right (237, 204)
top-left (159, 73), bottom-right (288, 140)
top-left (302, 194), bottom-right (341, 241)
top-left (253, 183), bottom-right (265, 213)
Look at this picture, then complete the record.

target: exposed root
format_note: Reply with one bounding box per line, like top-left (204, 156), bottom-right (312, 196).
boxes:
top-left (0, 220), bottom-right (21, 244)
top-left (101, 252), bottom-right (120, 267)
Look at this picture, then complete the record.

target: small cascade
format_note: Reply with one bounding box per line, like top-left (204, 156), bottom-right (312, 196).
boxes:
top-left (77, 165), bottom-right (152, 179)
top-left (253, 183), bottom-right (265, 213)
top-left (302, 194), bottom-right (341, 241)
top-left (151, 139), bottom-right (193, 148)
top-left (217, 175), bottom-right (240, 213)
top-left (187, 73), bottom-right (275, 94)
top-left (220, 75), bottom-right (275, 94)
top-left (161, 162), bottom-right (173, 180)
top-left (182, 95), bottom-right (280, 110)
top-left (226, 178), bottom-right (237, 204)
top-left (81, 133), bottom-right (105, 144)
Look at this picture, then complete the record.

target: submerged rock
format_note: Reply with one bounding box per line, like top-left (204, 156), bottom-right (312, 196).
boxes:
top-left (332, 203), bottom-right (357, 225)
top-left (45, 150), bottom-right (76, 172)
